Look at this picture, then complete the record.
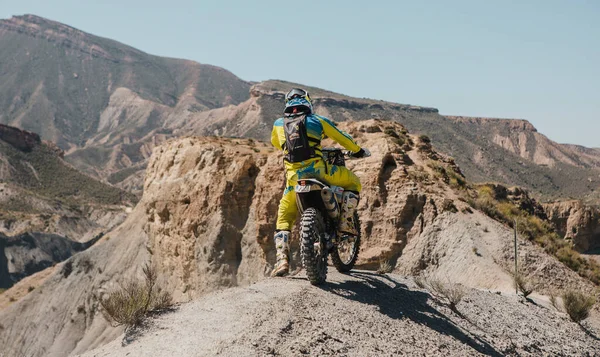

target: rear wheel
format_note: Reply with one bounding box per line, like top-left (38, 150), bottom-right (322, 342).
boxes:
top-left (300, 208), bottom-right (327, 285)
top-left (331, 212), bottom-right (361, 273)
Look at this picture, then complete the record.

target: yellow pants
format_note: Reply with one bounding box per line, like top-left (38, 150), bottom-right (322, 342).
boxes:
top-left (276, 158), bottom-right (362, 231)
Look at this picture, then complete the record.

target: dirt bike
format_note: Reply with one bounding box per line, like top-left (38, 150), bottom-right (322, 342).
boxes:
top-left (296, 148), bottom-right (362, 285)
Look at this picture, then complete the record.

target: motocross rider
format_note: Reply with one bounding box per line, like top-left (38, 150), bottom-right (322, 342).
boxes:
top-left (270, 88), bottom-right (370, 277)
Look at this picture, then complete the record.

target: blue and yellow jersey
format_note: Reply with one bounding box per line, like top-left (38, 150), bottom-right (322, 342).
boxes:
top-left (271, 114), bottom-right (361, 169)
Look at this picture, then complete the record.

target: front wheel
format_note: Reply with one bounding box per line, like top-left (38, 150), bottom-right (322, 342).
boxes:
top-left (300, 208), bottom-right (327, 285)
top-left (331, 212), bottom-right (361, 273)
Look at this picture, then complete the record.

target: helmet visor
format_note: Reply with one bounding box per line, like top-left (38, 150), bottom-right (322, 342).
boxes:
top-left (285, 88), bottom-right (308, 103)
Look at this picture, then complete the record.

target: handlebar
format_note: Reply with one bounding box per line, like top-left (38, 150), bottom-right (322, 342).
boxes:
top-left (322, 147), bottom-right (370, 159)
top-left (321, 147), bottom-right (350, 156)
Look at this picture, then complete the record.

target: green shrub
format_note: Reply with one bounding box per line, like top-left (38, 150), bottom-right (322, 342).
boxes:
top-left (418, 134), bottom-right (431, 143)
top-left (384, 128), bottom-right (400, 139)
top-left (447, 170), bottom-right (466, 188)
top-left (556, 247), bottom-right (585, 271)
top-left (562, 290), bottom-right (596, 323)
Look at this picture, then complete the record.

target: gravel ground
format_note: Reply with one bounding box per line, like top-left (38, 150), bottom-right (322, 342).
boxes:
top-left (81, 271), bottom-right (600, 357)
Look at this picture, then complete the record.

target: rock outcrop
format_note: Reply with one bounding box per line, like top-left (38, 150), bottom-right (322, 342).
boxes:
top-left (544, 200), bottom-right (600, 252)
top-left (0, 124), bottom-right (41, 152)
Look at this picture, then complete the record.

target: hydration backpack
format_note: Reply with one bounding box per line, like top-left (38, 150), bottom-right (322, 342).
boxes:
top-left (283, 115), bottom-right (318, 163)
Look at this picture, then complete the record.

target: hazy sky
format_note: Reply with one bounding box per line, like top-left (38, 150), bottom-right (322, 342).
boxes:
top-left (2, 0), bottom-right (599, 147)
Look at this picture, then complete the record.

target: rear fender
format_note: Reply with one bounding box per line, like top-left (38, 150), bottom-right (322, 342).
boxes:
top-left (295, 179), bottom-right (327, 214)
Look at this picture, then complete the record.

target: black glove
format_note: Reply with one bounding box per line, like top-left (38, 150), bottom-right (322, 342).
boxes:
top-left (350, 148), bottom-right (370, 158)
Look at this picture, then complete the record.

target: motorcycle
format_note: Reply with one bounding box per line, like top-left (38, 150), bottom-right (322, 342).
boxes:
top-left (295, 148), bottom-right (362, 285)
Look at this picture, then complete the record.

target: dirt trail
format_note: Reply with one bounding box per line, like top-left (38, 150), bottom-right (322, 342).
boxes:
top-left (81, 271), bottom-right (600, 357)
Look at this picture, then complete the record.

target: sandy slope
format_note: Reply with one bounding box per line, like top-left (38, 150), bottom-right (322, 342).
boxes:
top-left (81, 271), bottom-right (600, 357)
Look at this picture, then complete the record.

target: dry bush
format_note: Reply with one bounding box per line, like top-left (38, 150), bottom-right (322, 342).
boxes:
top-left (100, 264), bottom-right (173, 328)
top-left (562, 290), bottom-right (596, 323)
top-left (423, 277), bottom-right (466, 310)
top-left (377, 260), bottom-right (394, 275)
top-left (513, 272), bottom-right (539, 298)
top-left (414, 275), bottom-right (426, 289)
top-left (549, 292), bottom-right (562, 312)
top-left (447, 169), bottom-right (466, 189)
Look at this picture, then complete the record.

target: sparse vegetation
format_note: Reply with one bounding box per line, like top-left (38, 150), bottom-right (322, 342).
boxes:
top-left (561, 290), bottom-right (596, 323)
top-left (100, 264), bottom-right (173, 328)
top-left (513, 272), bottom-right (538, 298)
top-left (1, 141), bottom-right (137, 208)
top-left (447, 169), bottom-right (467, 189)
top-left (384, 127), bottom-right (406, 146)
top-left (549, 292), bottom-right (561, 311)
top-left (377, 260), bottom-right (394, 275)
top-left (384, 127), bottom-right (399, 138)
top-left (408, 167), bottom-right (430, 182)
top-left (426, 160), bottom-right (466, 189)
top-left (62, 260), bottom-right (73, 278)
top-left (27, 286), bottom-right (35, 293)
top-left (418, 134), bottom-right (431, 144)
top-left (470, 184), bottom-right (600, 285)
top-left (414, 275), bottom-right (426, 289)
top-left (417, 276), bottom-right (466, 312)
top-left (0, 288), bottom-right (5, 294)
top-left (78, 256), bottom-right (94, 274)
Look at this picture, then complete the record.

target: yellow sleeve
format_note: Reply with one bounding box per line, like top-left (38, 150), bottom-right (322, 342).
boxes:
top-left (271, 119), bottom-right (283, 151)
top-left (317, 115), bottom-right (361, 153)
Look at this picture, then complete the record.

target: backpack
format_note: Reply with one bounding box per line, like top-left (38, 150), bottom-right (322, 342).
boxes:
top-left (283, 115), bottom-right (318, 163)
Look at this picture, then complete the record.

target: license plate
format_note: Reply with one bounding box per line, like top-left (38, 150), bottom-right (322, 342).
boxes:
top-left (295, 184), bottom-right (311, 193)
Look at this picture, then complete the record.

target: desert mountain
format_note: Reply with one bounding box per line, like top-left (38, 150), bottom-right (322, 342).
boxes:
top-left (0, 14), bottom-right (250, 192)
top-left (3, 14), bottom-right (599, 206)
top-left (0, 120), bottom-right (597, 356)
top-left (0, 124), bottom-right (134, 288)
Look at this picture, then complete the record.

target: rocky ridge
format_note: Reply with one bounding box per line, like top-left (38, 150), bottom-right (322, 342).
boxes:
top-left (0, 120), bottom-right (597, 357)
top-left (83, 272), bottom-right (600, 357)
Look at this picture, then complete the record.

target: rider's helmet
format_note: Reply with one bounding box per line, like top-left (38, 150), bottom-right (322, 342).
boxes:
top-left (284, 88), bottom-right (313, 117)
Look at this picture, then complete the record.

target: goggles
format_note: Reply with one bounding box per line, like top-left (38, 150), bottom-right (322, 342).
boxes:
top-left (285, 88), bottom-right (311, 103)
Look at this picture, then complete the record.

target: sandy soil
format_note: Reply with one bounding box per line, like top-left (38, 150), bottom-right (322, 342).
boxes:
top-left (81, 271), bottom-right (600, 357)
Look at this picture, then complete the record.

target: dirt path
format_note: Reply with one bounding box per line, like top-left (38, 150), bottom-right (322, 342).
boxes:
top-left (81, 271), bottom-right (600, 357)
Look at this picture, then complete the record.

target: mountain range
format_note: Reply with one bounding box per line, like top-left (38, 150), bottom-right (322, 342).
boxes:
top-left (1, 14), bottom-right (600, 203)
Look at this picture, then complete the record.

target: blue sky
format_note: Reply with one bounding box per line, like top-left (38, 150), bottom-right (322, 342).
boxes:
top-left (2, 0), bottom-right (599, 146)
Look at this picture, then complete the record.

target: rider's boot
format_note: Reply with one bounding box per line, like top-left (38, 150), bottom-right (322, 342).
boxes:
top-left (271, 230), bottom-right (290, 277)
top-left (339, 191), bottom-right (360, 236)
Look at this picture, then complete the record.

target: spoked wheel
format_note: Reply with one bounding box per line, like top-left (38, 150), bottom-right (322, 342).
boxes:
top-left (300, 208), bottom-right (327, 285)
top-left (331, 212), bottom-right (361, 273)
